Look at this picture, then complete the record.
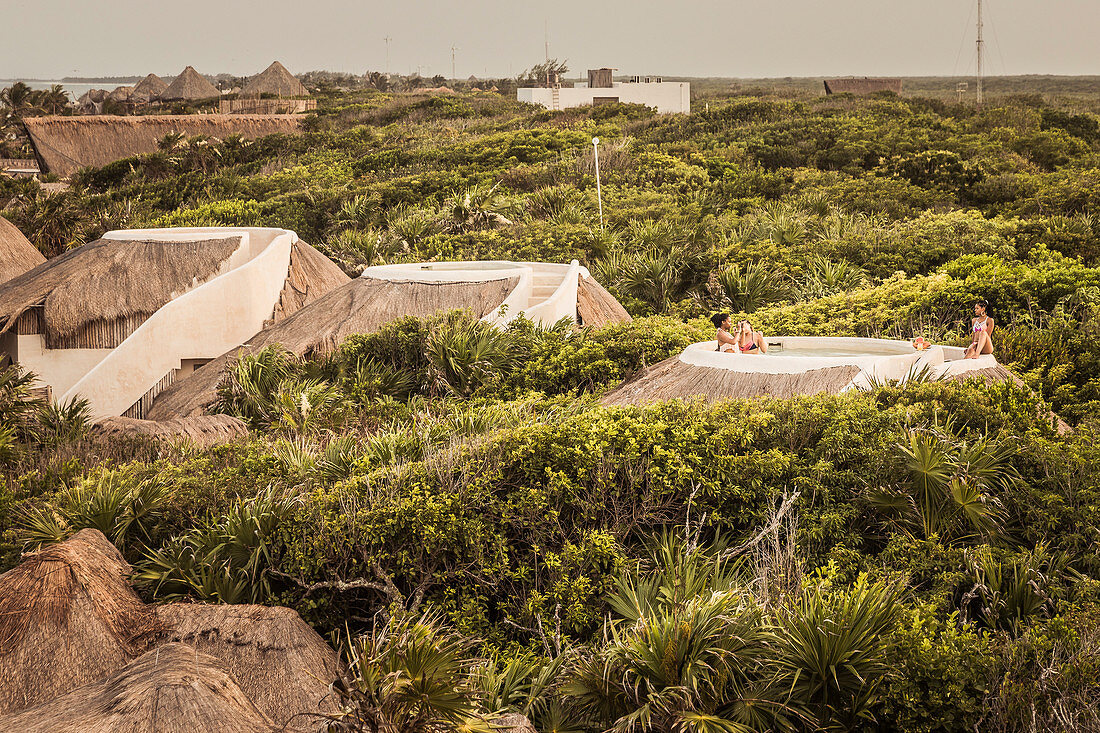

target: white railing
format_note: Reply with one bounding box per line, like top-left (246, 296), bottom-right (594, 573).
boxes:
top-left (519, 260), bottom-right (581, 325)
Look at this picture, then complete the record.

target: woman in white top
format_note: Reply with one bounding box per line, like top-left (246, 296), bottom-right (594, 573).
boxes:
top-left (711, 313), bottom-right (738, 352)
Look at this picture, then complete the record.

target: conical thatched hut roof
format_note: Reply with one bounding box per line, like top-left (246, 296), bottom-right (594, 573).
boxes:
top-left (273, 240), bottom-right (350, 321)
top-left (0, 643), bottom-right (275, 733)
top-left (160, 66), bottom-right (220, 101)
top-left (0, 529), bottom-right (161, 715)
top-left (131, 73), bottom-right (168, 100)
top-left (23, 115), bottom-right (304, 177)
top-left (601, 356), bottom-right (862, 407)
top-left (90, 414), bottom-right (250, 447)
top-left (0, 235), bottom-right (244, 349)
top-left (0, 216), bottom-right (44, 285)
top-left (157, 604), bottom-right (342, 731)
top-left (241, 61), bottom-right (309, 99)
top-left (577, 274), bottom-right (630, 328)
top-left (148, 276), bottom-right (520, 419)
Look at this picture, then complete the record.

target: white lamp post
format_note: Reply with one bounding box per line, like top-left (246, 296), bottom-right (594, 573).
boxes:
top-left (592, 137), bottom-right (603, 228)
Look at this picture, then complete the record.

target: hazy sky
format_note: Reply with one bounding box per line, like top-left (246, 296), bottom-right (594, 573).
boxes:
top-left (3, 0), bottom-right (1098, 80)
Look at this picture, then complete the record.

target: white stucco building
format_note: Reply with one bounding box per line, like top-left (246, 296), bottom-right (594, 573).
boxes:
top-left (518, 71), bottom-right (690, 114)
top-left (0, 227), bottom-right (347, 419)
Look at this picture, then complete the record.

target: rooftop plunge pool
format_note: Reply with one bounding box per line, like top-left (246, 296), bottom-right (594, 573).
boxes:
top-left (681, 336), bottom-right (991, 390)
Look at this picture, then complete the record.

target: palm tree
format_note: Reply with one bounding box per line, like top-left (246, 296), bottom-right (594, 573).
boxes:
top-left (327, 611), bottom-right (490, 733)
top-left (866, 426), bottom-right (1018, 544)
top-left (621, 247), bottom-right (696, 314)
top-left (36, 84), bottom-right (70, 114)
top-left (214, 345), bottom-right (298, 428)
top-left (444, 183), bottom-right (513, 233)
top-left (0, 82), bottom-right (39, 117)
top-left (774, 576), bottom-right (903, 730)
top-left (714, 262), bottom-right (790, 313)
top-left (426, 317), bottom-right (514, 397)
top-left (133, 487), bottom-right (298, 603)
top-left (564, 533), bottom-right (796, 733)
top-left (800, 256), bottom-right (867, 299)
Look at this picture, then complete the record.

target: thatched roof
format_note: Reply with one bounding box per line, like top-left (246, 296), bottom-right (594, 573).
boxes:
top-left (77, 89), bottom-right (109, 105)
top-left (90, 414), bottom-right (249, 447)
top-left (157, 604), bottom-right (342, 731)
top-left (0, 235), bottom-right (243, 348)
top-left (0, 643), bottom-right (275, 733)
top-left (241, 61), bottom-right (309, 99)
top-left (823, 78), bottom-right (902, 95)
top-left (160, 66), bottom-right (220, 101)
top-left (601, 356), bottom-right (862, 406)
top-left (273, 241), bottom-right (351, 322)
top-left (577, 274), bottom-right (630, 328)
top-left (0, 529), bottom-right (161, 715)
top-left (131, 73), bottom-right (168, 100)
top-left (23, 115), bottom-right (303, 177)
top-left (148, 276), bottom-right (520, 419)
top-left (0, 215), bottom-right (44, 285)
top-left (107, 86), bottom-right (133, 102)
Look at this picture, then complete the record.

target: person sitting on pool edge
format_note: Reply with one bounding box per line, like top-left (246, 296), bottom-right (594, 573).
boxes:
top-left (711, 312), bottom-right (738, 352)
top-left (964, 299), bottom-right (995, 359)
top-left (736, 320), bottom-right (768, 354)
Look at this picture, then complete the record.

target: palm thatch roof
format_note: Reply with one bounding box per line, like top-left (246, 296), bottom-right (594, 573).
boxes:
top-left (23, 115), bottom-right (303, 177)
top-left (90, 414), bottom-right (249, 447)
top-left (273, 241), bottom-right (351, 321)
top-left (148, 276), bottom-right (520, 419)
top-left (823, 78), bottom-right (902, 95)
top-left (0, 215), bottom-right (44, 285)
top-left (577, 274), bottom-right (630, 328)
top-left (601, 356), bottom-right (862, 407)
top-left (157, 604), bottom-right (342, 731)
top-left (944, 363), bottom-right (1022, 387)
top-left (241, 61), bottom-right (309, 99)
top-left (131, 73), bottom-right (168, 100)
top-left (0, 235), bottom-right (243, 349)
top-left (0, 529), bottom-right (161, 715)
top-left (0, 643), bottom-right (275, 733)
top-left (106, 86), bottom-right (133, 102)
top-left (160, 66), bottom-right (220, 101)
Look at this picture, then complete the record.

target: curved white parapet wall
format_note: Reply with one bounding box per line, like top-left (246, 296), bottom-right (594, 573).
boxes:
top-left (62, 227), bottom-right (296, 419)
top-left (681, 336), bottom-right (996, 392)
top-left (360, 260), bottom-right (587, 326)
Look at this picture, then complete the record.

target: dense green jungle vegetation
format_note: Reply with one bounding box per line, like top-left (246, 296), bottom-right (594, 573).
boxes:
top-left (3, 86), bottom-right (1100, 730)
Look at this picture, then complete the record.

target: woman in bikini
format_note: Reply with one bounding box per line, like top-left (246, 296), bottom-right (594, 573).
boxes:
top-left (711, 312), bottom-right (739, 352)
top-left (735, 320), bottom-right (768, 354)
top-left (964, 299), bottom-right (994, 359)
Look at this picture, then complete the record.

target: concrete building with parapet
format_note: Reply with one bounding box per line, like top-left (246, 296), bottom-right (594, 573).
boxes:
top-left (518, 68), bottom-right (689, 114)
